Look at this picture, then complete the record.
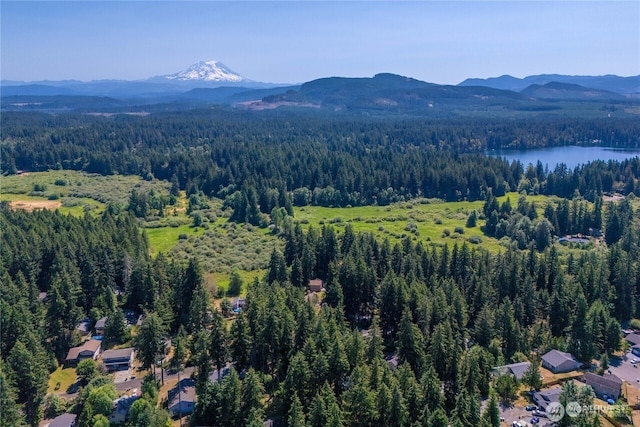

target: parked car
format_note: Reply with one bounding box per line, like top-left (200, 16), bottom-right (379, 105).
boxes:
top-left (526, 405), bottom-right (537, 411)
top-left (533, 410), bottom-right (547, 418)
top-left (531, 417), bottom-right (540, 424)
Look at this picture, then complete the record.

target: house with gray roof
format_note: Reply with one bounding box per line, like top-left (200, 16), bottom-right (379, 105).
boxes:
top-left (584, 372), bottom-right (622, 400)
top-left (47, 413), bottom-right (77, 427)
top-left (94, 316), bottom-right (108, 335)
top-left (541, 350), bottom-right (581, 373)
top-left (109, 389), bottom-right (140, 425)
top-left (168, 378), bottom-right (196, 416)
top-left (626, 333), bottom-right (640, 347)
top-left (493, 361), bottom-right (532, 380)
top-left (532, 387), bottom-right (562, 412)
top-left (101, 347), bottom-right (135, 371)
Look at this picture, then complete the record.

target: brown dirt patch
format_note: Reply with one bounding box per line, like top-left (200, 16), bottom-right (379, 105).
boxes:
top-left (10, 200), bottom-right (61, 211)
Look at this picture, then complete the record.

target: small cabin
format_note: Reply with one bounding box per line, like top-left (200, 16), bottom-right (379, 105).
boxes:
top-left (308, 279), bottom-right (323, 293)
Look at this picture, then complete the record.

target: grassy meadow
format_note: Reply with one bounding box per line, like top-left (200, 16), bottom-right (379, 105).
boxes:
top-left (3, 170), bottom-right (590, 289)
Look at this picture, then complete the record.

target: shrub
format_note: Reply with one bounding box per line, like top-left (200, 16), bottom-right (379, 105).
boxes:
top-left (468, 235), bottom-right (483, 244)
top-left (466, 210), bottom-right (478, 227)
top-left (54, 179), bottom-right (68, 186)
top-left (434, 218), bottom-right (443, 225)
top-left (48, 194), bottom-right (60, 200)
top-left (454, 226), bottom-right (465, 234)
top-left (442, 229), bottom-right (451, 237)
top-left (178, 234), bottom-right (188, 240)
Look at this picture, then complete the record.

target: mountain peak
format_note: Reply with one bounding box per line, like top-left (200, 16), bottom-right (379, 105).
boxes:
top-left (160, 60), bottom-right (248, 83)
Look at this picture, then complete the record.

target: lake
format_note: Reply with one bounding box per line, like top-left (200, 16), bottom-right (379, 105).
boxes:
top-left (487, 145), bottom-right (640, 170)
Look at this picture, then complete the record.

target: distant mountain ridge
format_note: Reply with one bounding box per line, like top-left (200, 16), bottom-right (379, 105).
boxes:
top-left (521, 82), bottom-right (626, 101)
top-left (2, 63), bottom-right (639, 115)
top-left (152, 60), bottom-right (249, 83)
top-left (459, 74), bottom-right (640, 95)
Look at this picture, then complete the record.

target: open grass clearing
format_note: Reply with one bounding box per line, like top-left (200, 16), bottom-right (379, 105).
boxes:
top-left (1, 170), bottom-right (170, 208)
top-left (47, 366), bottom-right (77, 394)
top-left (294, 197), bottom-right (501, 252)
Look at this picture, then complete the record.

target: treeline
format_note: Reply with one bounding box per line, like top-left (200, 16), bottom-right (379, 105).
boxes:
top-left (2, 112), bottom-right (640, 208)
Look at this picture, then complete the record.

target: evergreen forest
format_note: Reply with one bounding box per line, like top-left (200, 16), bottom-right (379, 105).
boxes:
top-left (2, 110), bottom-right (640, 427)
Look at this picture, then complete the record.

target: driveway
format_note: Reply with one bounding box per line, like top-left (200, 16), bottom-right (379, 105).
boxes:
top-left (499, 402), bottom-right (537, 426)
top-left (608, 351), bottom-right (640, 386)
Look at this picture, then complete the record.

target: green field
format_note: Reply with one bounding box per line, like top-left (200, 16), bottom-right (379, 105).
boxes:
top-left (3, 171), bottom-right (585, 282)
top-left (295, 197), bottom-right (498, 251)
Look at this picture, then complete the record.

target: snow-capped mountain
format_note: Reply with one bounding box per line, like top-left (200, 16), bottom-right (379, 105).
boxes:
top-left (160, 60), bottom-right (248, 83)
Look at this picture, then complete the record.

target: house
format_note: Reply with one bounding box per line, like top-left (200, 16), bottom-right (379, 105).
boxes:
top-left (584, 372), bottom-right (622, 400)
top-left (493, 361), bottom-right (532, 381)
top-left (308, 279), bottom-right (323, 292)
top-left (101, 348), bottom-right (135, 371)
top-left (75, 319), bottom-right (92, 337)
top-left (109, 389), bottom-right (140, 425)
top-left (589, 228), bottom-right (603, 238)
top-left (65, 339), bottom-right (102, 365)
top-left (94, 316), bottom-right (108, 335)
top-left (632, 345), bottom-right (640, 357)
top-left (209, 365), bottom-right (231, 383)
top-left (168, 378), bottom-right (196, 416)
top-left (541, 350), bottom-right (581, 373)
top-left (626, 333), bottom-right (640, 347)
top-left (47, 413), bottom-right (77, 427)
top-left (532, 387), bottom-right (562, 412)
top-left (558, 236), bottom-right (590, 245)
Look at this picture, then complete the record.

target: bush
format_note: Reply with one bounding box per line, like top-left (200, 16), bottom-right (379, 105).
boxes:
top-left (54, 179), bottom-right (68, 186)
top-left (178, 234), bottom-right (188, 240)
top-left (629, 319), bottom-right (640, 330)
top-left (468, 235), bottom-right (483, 244)
top-left (442, 229), bottom-right (451, 237)
top-left (434, 218), bottom-right (443, 225)
top-left (48, 194), bottom-right (60, 200)
top-left (454, 226), bottom-right (465, 234)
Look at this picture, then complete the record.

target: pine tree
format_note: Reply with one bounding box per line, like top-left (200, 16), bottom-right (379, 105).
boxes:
top-left (397, 308), bottom-right (426, 373)
top-left (288, 394), bottom-right (307, 427)
top-left (134, 311), bottom-right (167, 371)
top-left (103, 309), bottom-right (128, 348)
top-left (190, 330), bottom-right (211, 384)
top-left (521, 358), bottom-right (542, 391)
top-left (242, 369), bottom-right (265, 416)
top-left (209, 309), bottom-right (228, 381)
top-left (0, 363), bottom-right (25, 427)
top-left (342, 366), bottom-right (376, 427)
top-left (170, 326), bottom-right (188, 371)
top-left (230, 312), bottom-right (252, 371)
top-left (219, 369), bottom-right (243, 427)
top-left (483, 391), bottom-right (500, 427)
top-left (8, 338), bottom-right (48, 427)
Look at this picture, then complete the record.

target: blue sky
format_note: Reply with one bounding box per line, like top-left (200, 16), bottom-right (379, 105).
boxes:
top-left (2, 1), bottom-right (639, 84)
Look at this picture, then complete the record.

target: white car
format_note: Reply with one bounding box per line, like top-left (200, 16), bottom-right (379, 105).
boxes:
top-left (631, 359), bottom-right (637, 364)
